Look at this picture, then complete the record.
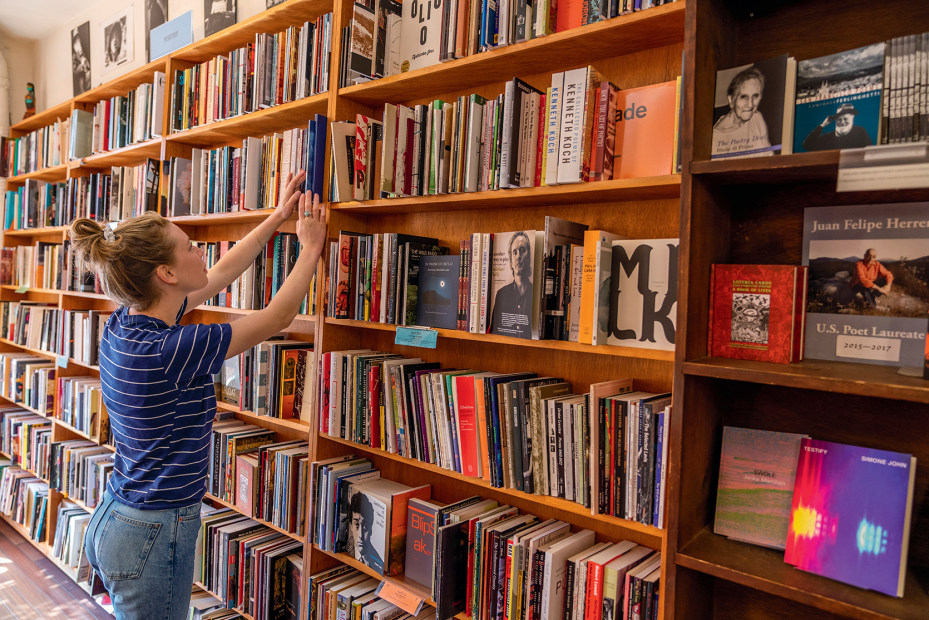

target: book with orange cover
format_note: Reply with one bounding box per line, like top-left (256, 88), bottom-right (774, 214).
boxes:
top-left (612, 80), bottom-right (678, 179)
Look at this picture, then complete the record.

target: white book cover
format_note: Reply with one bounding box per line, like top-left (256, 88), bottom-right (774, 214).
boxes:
top-left (381, 103), bottom-right (398, 195)
top-left (556, 67), bottom-right (589, 184)
top-left (330, 121), bottom-right (357, 202)
top-left (242, 137), bottom-right (261, 211)
top-left (399, 0), bottom-right (445, 73)
top-left (469, 233), bottom-right (483, 333)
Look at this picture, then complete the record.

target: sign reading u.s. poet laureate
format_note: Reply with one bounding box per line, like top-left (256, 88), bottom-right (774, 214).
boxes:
top-left (802, 202), bottom-right (929, 368)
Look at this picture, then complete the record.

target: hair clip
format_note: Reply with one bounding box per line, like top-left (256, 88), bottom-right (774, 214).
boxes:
top-left (103, 227), bottom-right (116, 242)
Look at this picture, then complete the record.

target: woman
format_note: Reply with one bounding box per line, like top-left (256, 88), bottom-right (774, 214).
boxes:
top-left (72, 171), bottom-right (327, 619)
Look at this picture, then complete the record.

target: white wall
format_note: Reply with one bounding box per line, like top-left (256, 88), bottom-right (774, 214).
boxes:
top-left (35, 0), bottom-right (269, 111)
top-left (0, 28), bottom-right (37, 124)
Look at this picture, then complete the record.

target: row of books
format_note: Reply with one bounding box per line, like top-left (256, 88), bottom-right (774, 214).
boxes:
top-left (307, 565), bottom-right (435, 620)
top-left (57, 376), bottom-right (105, 440)
top-left (0, 460), bottom-right (48, 543)
top-left (331, 71), bottom-right (678, 202)
top-left (49, 439), bottom-right (113, 509)
top-left (209, 419), bottom-right (311, 535)
top-left (2, 179), bottom-right (65, 230)
top-left (0, 117), bottom-right (70, 178)
top-left (713, 30), bottom-right (929, 160)
top-left (87, 72), bottom-right (166, 156)
top-left (0, 302), bottom-right (108, 366)
top-left (171, 15), bottom-right (333, 132)
top-left (195, 503), bottom-right (303, 620)
top-left (714, 427), bottom-right (917, 598)
top-left (0, 353), bottom-right (57, 416)
top-left (169, 116), bottom-right (327, 217)
top-left (0, 408), bottom-right (51, 476)
top-left (341, 0), bottom-right (677, 88)
top-left (0, 242), bottom-right (69, 291)
top-left (214, 339), bottom-right (316, 419)
top-left (317, 350), bottom-right (671, 525)
top-left (188, 590), bottom-right (247, 620)
top-left (52, 500), bottom-right (92, 577)
top-left (327, 222), bottom-right (679, 350)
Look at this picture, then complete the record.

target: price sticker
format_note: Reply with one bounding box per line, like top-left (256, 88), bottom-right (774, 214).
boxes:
top-left (375, 581), bottom-right (425, 616)
top-left (395, 326), bottom-right (438, 349)
top-left (15, 286), bottom-right (28, 294)
top-left (56, 355), bottom-right (69, 368)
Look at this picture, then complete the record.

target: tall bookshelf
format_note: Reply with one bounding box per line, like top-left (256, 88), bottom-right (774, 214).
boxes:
top-left (0, 0), bottom-right (688, 618)
top-left (667, 0), bottom-right (929, 619)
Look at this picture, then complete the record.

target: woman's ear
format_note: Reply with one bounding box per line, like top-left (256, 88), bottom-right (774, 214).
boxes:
top-left (154, 264), bottom-right (176, 285)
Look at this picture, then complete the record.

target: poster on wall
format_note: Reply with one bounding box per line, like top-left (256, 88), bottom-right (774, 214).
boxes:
top-left (102, 7), bottom-right (134, 71)
top-left (71, 22), bottom-right (92, 96)
top-left (145, 0), bottom-right (169, 62)
top-left (204, 0), bottom-right (237, 37)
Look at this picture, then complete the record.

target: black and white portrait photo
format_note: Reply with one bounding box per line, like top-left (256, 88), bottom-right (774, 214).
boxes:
top-left (102, 8), bottom-right (133, 71)
top-left (204, 0), bottom-right (237, 37)
top-left (266, 0), bottom-right (288, 7)
top-left (145, 0), bottom-right (169, 62)
top-left (71, 22), bottom-right (92, 96)
top-left (490, 230), bottom-right (534, 339)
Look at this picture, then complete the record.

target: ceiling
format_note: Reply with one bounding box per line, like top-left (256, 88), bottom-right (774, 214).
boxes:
top-left (0, 0), bottom-right (87, 41)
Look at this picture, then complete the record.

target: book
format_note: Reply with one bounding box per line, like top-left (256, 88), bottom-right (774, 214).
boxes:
top-left (416, 255), bottom-right (460, 329)
top-left (711, 54), bottom-right (796, 159)
top-left (708, 264), bottom-right (808, 363)
top-left (794, 43), bottom-right (884, 153)
top-left (399, 0), bottom-right (445, 72)
top-left (489, 230), bottom-right (543, 340)
top-left (612, 80), bottom-right (678, 177)
top-left (404, 497), bottom-right (443, 587)
top-left (714, 427), bottom-right (807, 550)
top-left (801, 202), bottom-right (929, 369)
top-left (785, 438), bottom-right (916, 597)
top-left (606, 238), bottom-right (679, 350)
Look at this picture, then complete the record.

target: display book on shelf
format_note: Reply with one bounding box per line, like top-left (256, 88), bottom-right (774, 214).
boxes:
top-left (669, 0), bottom-right (929, 619)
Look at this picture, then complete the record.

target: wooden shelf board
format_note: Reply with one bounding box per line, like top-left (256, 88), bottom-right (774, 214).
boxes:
top-left (689, 152), bottom-right (840, 183)
top-left (166, 93), bottom-right (329, 145)
top-left (677, 528), bottom-right (929, 620)
top-left (172, 0), bottom-right (333, 63)
top-left (79, 138), bottom-right (164, 168)
top-left (0, 285), bottom-right (62, 296)
top-left (7, 163), bottom-right (69, 184)
top-left (312, 544), bottom-right (438, 606)
top-left (204, 492), bottom-right (306, 544)
top-left (214, 400), bottom-right (311, 433)
top-left (325, 318), bottom-right (676, 362)
top-left (320, 434), bottom-right (665, 546)
top-left (170, 208), bottom-right (277, 225)
top-left (332, 175), bottom-right (681, 214)
top-left (0, 338), bottom-right (99, 372)
top-left (60, 290), bottom-right (111, 301)
top-left (682, 357), bottom-right (929, 404)
top-left (74, 59), bottom-right (168, 103)
top-left (11, 101), bottom-right (72, 134)
top-left (339, 2), bottom-right (685, 106)
top-left (53, 419), bottom-right (100, 443)
top-left (1, 226), bottom-right (68, 238)
top-left (193, 304), bottom-right (316, 324)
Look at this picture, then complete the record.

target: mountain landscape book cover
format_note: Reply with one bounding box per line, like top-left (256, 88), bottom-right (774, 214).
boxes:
top-left (785, 438), bottom-right (916, 597)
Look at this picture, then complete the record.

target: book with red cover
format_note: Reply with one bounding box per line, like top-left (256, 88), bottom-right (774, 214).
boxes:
top-left (235, 453), bottom-right (260, 518)
top-left (709, 264), bottom-right (808, 363)
top-left (453, 374), bottom-right (481, 478)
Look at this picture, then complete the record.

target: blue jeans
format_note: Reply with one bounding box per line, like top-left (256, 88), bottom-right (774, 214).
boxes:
top-left (84, 491), bottom-right (201, 620)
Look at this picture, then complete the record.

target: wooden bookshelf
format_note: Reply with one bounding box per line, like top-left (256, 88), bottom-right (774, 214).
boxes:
top-left (667, 0), bottom-right (929, 618)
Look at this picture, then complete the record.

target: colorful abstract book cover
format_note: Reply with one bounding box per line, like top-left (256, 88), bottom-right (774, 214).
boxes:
top-left (802, 202), bottom-right (929, 369)
top-left (785, 439), bottom-right (916, 597)
top-left (714, 427), bottom-right (807, 550)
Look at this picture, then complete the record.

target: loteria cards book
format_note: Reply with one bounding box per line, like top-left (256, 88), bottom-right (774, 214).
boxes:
top-left (613, 80), bottom-right (678, 177)
top-left (802, 202), bottom-right (929, 369)
top-left (708, 264), bottom-right (808, 363)
top-left (711, 54), bottom-right (796, 159)
top-left (606, 238), bottom-right (679, 350)
top-left (714, 427), bottom-right (807, 550)
top-left (785, 439), bottom-right (916, 597)
top-left (793, 43), bottom-right (884, 153)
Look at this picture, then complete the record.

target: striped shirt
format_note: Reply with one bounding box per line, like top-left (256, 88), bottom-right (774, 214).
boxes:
top-left (99, 301), bottom-right (231, 509)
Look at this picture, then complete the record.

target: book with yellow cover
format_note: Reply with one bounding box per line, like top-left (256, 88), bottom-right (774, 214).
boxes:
top-left (612, 80), bottom-right (678, 179)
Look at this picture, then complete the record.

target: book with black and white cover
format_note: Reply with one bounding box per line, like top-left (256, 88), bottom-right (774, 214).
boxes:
top-left (346, 3), bottom-right (376, 86)
top-left (489, 230), bottom-right (544, 340)
top-left (399, 0), bottom-right (445, 73)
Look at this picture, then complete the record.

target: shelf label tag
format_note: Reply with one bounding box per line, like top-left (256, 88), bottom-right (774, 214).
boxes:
top-left (395, 326), bottom-right (438, 348)
top-left (375, 581), bottom-right (425, 616)
top-left (837, 144), bottom-right (929, 192)
top-left (15, 286), bottom-right (28, 294)
top-left (835, 335), bottom-right (901, 363)
top-left (56, 355), bottom-right (68, 368)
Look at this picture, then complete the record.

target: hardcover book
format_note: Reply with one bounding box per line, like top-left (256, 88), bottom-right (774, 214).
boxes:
top-left (802, 202), bottom-right (929, 369)
top-left (606, 238), bottom-right (679, 350)
top-left (711, 54), bottom-right (795, 159)
top-left (612, 80), bottom-right (678, 177)
top-left (793, 43), bottom-right (884, 153)
top-left (785, 439), bottom-right (916, 597)
top-left (416, 255), bottom-right (460, 329)
top-left (708, 264), bottom-right (808, 363)
top-left (714, 427), bottom-right (807, 550)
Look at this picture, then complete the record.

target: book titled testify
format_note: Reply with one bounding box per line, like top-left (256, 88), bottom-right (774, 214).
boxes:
top-left (802, 202), bottom-right (929, 369)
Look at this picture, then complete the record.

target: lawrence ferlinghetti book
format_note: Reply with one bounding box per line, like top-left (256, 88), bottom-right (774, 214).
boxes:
top-left (785, 439), bottom-right (916, 597)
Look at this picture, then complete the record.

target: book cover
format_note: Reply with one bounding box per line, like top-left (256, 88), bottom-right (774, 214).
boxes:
top-left (802, 202), bottom-right (929, 369)
top-left (711, 54), bottom-right (790, 159)
top-left (714, 426), bottom-right (807, 550)
top-left (402, 242), bottom-right (449, 326)
top-left (235, 453), bottom-right (260, 518)
top-left (405, 497), bottom-right (443, 587)
top-left (399, 0), bottom-right (445, 73)
top-left (606, 238), bottom-right (679, 350)
top-left (709, 264), bottom-right (807, 364)
top-left (489, 230), bottom-right (542, 339)
top-left (612, 80), bottom-right (678, 178)
top-left (785, 439), bottom-right (916, 597)
top-left (794, 43), bottom-right (884, 153)
top-left (416, 254), bottom-right (460, 329)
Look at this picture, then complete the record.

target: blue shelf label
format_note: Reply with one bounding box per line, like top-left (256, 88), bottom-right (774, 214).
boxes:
top-left (395, 326), bottom-right (438, 349)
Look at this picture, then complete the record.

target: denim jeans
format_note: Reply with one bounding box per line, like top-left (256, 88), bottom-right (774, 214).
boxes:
top-left (84, 491), bottom-right (202, 620)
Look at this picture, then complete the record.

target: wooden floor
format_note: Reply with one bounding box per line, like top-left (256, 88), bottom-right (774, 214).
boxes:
top-left (0, 519), bottom-right (112, 619)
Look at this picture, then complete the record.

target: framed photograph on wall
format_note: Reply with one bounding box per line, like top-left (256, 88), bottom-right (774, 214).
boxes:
top-left (71, 21), bottom-right (92, 95)
top-left (204, 0), bottom-right (237, 37)
top-left (101, 7), bottom-right (133, 71)
top-left (145, 0), bottom-right (169, 62)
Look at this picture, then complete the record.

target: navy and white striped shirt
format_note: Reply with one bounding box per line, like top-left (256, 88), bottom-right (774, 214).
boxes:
top-left (99, 301), bottom-right (231, 509)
